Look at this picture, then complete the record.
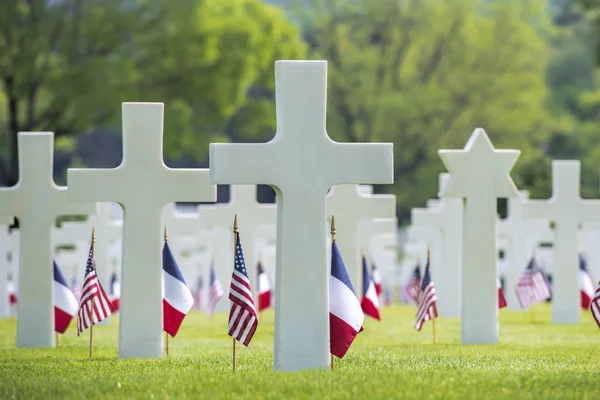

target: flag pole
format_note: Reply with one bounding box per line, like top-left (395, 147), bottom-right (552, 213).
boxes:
top-left (530, 247), bottom-right (536, 324)
top-left (330, 215), bottom-right (336, 372)
top-left (211, 254), bottom-right (215, 325)
top-left (90, 227), bottom-right (96, 359)
top-left (164, 226), bottom-right (169, 356)
top-left (427, 246), bottom-right (436, 344)
top-left (233, 214), bottom-right (238, 373)
top-left (56, 332), bottom-right (58, 347)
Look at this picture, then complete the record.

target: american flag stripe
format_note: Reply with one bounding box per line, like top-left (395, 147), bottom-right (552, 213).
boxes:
top-left (414, 257), bottom-right (438, 332)
top-left (591, 281), bottom-right (600, 328)
top-left (515, 265), bottom-right (551, 309)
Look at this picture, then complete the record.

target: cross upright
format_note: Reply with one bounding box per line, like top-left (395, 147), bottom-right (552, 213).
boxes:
top-left (498, 191), bottom-right (552, 310)
top-left (67, 103), bottom-right (216, 359)
top-left (411, 173), bottom-right (464, 317)
top-left (439, 128), bottom-right (520, 344)
top-left (522, 160), bottom-right (600, 323)
top-left (198, 184), bottom-right (276, 301)
top-left (358, 218), bottom-right (397, 262)
top-left (209, 61), bottom-right (393, 371)
top-left (0, 133), bottom-right (97, 347)
top-left (0, 217), bottom-right (14, 318)
top-left (327, 184), bottom-right (396, 295)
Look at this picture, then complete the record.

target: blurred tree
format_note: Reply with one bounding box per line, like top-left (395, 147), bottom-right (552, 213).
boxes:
top-left (0, 0), bottom-right (305, 188)
top-left (304, 0), bottom-right (551, 221)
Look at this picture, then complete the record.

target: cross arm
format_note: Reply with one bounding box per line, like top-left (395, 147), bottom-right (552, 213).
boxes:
top-left (411, 207), bottom-right (443, 228)
top-left (199, 206), bottom-right (233, 229)
top-left (579, 201), bottom-right (600, 223)
top-left (67, 168), bottom-right (124, 203)
top-left (359, 195), bottom-right (396, 219)
top-left (209, 142), bottom-right (280, 186)
top-left (522, 200), bottom-right (556, 221)
top-left (327, 142), bottom-right (394, 186)
top-left (158, 168), bottom-right (216, 203)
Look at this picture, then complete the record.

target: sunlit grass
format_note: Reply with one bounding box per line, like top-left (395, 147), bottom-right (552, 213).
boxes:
top-left (0, 304), bottom-right (598, 399)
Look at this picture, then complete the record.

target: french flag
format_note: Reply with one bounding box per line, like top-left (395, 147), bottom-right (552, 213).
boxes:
top-left (53, 261), bottom-right (78, 334)
top-left (498, 279), bottom-right (507, 309)
top-left (257, 261), bottom-right (272, 312)
top-left (579, 255), bottom-right (594, 309)
top-left (7, 280), bottom-right (17, 306)
top-left (329, 240), bottom-right (364, 358)
top-left (371, 264), bottom-right (383, 296)
top-left (109, 272), bottom-right (120, 313)
top-left (360, 256), bottom-right (380, 321)
top-left (163, 241), bottom-right (194, 337)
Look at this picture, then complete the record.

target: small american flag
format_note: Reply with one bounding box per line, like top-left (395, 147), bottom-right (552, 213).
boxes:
top-left (414, 257), bottom-right (437, 331)
top-left (228, 234), bottom-right (258, 346)
top-left (76, 242), bottom-right (113, 336)
top-left (515, 257), bottom-right (551, 309)
top-left (208, 263), bottom-right (223, 317)
top-left (401, 264), bottom-right (421, 304)
top-left (591, 281), bottom-right (600, 328)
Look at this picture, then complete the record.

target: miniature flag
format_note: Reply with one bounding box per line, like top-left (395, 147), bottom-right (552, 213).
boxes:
top-left (579, 255), bottom-right (594, 309)
top-left (383, 287), bottom-right (393, 307)
top-left (228, 234), bottom-right (258, 346)
top-left (163, 241), bottom-right (194, 337)
top-left (515, 257), bottom-right (551, 309)
top-left (498, 279), bottom-right (507, 309)
top-left (330, 240), bottom-right (364, 358)
top-left (208, 263), bottom-right (223, 317)
top-left (401, 264), bottom-right (421, 304)
top-left (371, 263), bottom-right (383, 296)
top-left (591, 281), bottom-right (600, 328)
top-left (414, 258), bottom-right (438, 331)
top-left (360, 256), bottom-right (380, 321)
top-left (7, 280), bottom-right (17, 306)
top-left (193, 276), bottom-right (204, 310)
top-left (77, 243), bottom-right (113, 336)
top-left (70, 276), bottom-right (82, 302)
top-left (257, 261), bottom-right (272, 312)
top-left (53, 261), bottom-right (78, 334)
top-left (109, 272), bottom-right (120, 313)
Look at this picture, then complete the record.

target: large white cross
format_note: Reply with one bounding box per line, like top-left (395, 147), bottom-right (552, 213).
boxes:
top-left (0, 217), bottom-right (14, 318)
top-left (209, 61), bottom-right (393, 371)
top-left (67, 103), bottom-right (216, 358)
top-left (498, 191), bottom-right (552, 310)
top-left (327, 185), bottom-right (396, 295)
top-left (439, 128), bottom-right (520, 344)
top-left (0, 133), bottom-right (96, 347)
top-left (198, 184), bottom-right (276, 301)
top-left (522, 160), bottom-right (600, 323)
top-left (411, 173), bottom-right (463, 317)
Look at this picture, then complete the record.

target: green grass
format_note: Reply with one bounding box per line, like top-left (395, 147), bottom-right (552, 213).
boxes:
top-left (0, 304), bottom-right (599, 399)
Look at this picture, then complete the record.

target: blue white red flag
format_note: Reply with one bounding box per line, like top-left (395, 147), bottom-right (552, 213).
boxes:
top-left (579, 255), bottom-right (594, 309)
top-left (360, 256), bottom-right (380, 321)
top-left (7, 280), bottom-right (17, 306)
top-left (162, 241), bottom-right (194, 337)
top-left (329, 240), bottom-right (364, 358)
top-left (109, 272), bottom-right (120, 313)
top-left (371, 264), bottom-right (383, 296)
top-left (257, 261), bottom-right (272, 312)
top-left (208, 263), bottom-right (223, 316)
top-left (53, 261), bottom-right (78, 334)
top-left (498, 279), bottom-right (507, 309)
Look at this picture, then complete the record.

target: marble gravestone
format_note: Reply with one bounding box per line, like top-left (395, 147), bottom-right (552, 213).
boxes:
top-left (196, 227), bottom-right (232, 313)
top-left (67, 103), bottom-right (217, 359)
top-left (522, 160), bottom-right (600, 324)
top-left (407, 224), bottom-right (442, 286)
top-left (209, 61), bottom-right (393, 371)
top-left (0, 133), bottom-right (97, 348)
top-left (0, 217), bottom-right (15, 318)
top-left (327, 184), bottom-right (396, 296)
top-left (579, 227), bottom-right (600, 281)
top-left (358, 218), bottom-right (397, 265)
top-left (198, 185), bottom-right (276, 300)
top-left (439, 128), bottom-right (520, 344)
top-left (369, 233), bottom-right (398, 292)
top-left (411, 173), bottom-right (463, 317)
top-left (498, 191), bottom-right (553, 310)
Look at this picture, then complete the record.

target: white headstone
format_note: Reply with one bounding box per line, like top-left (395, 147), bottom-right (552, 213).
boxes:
top-left (522, 160), bottom-right (600, 323)
top-left (439, 128), bottom-right (520, 344)
top-left (411, 173), bottom-right (463, 317)
top-left (209, 61), bottom-right (393, 371)
top-left (0, 217), bottom-right (14, 318)
top-left (67, 103), bottom-right (216, 359)
top-left (369, 232), bottom-right (398, 288)
top-left (579, 226), bottom-right (600, 281)
top-left (196, 226), bottom-right (232, 312)
top-left (358, 218), bottom-right (397, 263)
top-left (198, 184), bottom-right (276, 299)
top-left (407, 224), bottom-right (442, 285)
top-left (327, 185), bottom-right (396, 295)
top-left (498, 191), bottom-right (553, 310)
top-left (0, 133), bottom-right (96, 347)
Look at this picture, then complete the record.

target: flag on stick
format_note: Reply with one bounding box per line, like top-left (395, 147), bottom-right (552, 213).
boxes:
top-left (53, 261), bottom-right (78, 334)
top-left (208, 262), bottom-right (223, 317)
top-left (360, 255), bottom-right (380, 321)
top-left (515, 257), bottom-right (551, 310)
top-left (414, 251), bottom-right (438, 331)
top-left (109, 272), bottom-right (120, 313)
top-left (579, 255), bottom-right (594, 309)
top-left (401, 264), bottom-right (421, 304)
top-left (591, 281), bottom-right (600, 328)
top-left (257, 261), bottom-right (272, 312)
top-left (228, 222), bottom-right (258, 347)
top-left (193, 276), bottom-right (204, 311)
top-left (7, 280), bottom-right (17, 306)
top-left (498, 279), bottom-right (507, 309)
top-left (371, 263), bottom-right (383, 296)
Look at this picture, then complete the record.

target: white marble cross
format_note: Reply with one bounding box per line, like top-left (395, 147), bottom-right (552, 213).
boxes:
top-left (498, 191), bottom-right (552, 310)
top-left (198, 184), bottom-right (276, 299)
top-left (358, 218), bottom-right (397, 263)
top-left (327, 184), bottom-right (396, 295)
top-left (0, 217), bottom-right (14, 318)
top-left (67, 103), bottom-right (216, 359)
top-left (209, 61), bottom-right (393, 371)
top-left (580, 226), bottom-right (600, 281)
top-left (411, 173), bottom-right (463, 317)
top-left (522, 160), bottom-right (600, 323)
top-left (0, 133), bottom-right (96, 348)
top-left (407, 224), bottom-right (442, 284)
top-left (86, 203), bottom-right (123, 291)
top-left (439, 128), bottom-right (520, 344)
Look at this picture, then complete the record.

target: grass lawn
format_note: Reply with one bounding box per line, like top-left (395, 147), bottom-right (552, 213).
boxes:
top-left (0, 304), bottom-right (598, 399)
